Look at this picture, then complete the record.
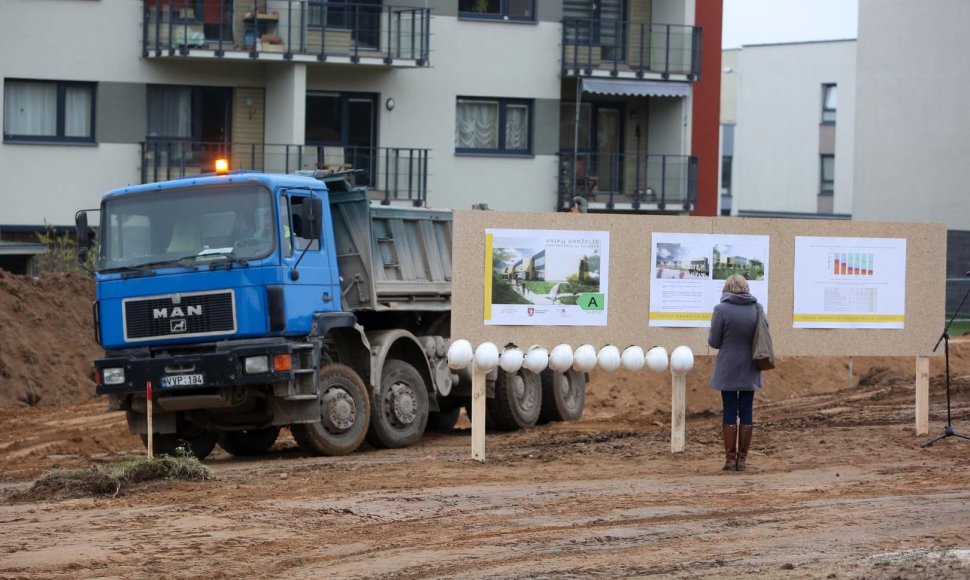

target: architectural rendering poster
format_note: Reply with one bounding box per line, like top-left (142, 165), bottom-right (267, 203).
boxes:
top-left (649, 232), bottom-right (770, 327)
top-left (484, 229), bottom-right (609, 326)
top-left (793, 236), bottom-right (907, 329)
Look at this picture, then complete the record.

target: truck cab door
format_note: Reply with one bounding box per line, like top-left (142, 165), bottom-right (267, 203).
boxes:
top-left (280, 189), bottom-right (339, 333)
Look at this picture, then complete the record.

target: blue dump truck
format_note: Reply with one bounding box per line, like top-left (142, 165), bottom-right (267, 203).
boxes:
top-left (76, 168), bottom-right (586, 459)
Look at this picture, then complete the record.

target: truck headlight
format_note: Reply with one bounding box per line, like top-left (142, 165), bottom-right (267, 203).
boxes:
top-left (244, 356), bottom-right (269, 374)
top-left (103, 367), bottom-right (125, 385)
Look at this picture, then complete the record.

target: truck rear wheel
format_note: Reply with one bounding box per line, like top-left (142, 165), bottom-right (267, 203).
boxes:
top-left (539, 369), bottom-right (586, 423)
top-left (139, 431), bottom-right (218, 460)
top-left (488, 368), bottom-right (542, 431)
top-left (367, 360), bottom-right (429, 448)
top-left (218, 427), bottom-right (281, 456)
top-left (292, 364), bottom-right (370, 456)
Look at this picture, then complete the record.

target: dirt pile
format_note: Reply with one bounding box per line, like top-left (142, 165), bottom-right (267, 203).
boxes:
top-left (0, 270), bottom-right (99, 407)
top-left (1, 267), bottom-right (968, 417)
top-left (584, 340), bottom-right (970, 420)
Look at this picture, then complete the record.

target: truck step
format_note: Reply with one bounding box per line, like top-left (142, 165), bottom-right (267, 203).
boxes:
top-left (283, 394), bottom-right (319, 401)
top-left (293, 369), bottom-right (315, 375)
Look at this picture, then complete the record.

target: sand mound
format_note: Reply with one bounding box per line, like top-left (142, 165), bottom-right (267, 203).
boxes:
top-left (0, 270), bottom-right (100, 407)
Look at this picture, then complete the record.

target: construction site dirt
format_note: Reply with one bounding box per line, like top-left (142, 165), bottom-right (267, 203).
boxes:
top-left (2, 272), bottom-right (970, 578)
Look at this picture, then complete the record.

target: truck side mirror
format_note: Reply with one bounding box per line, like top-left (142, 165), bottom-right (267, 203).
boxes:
top-left (76, 212), bottom-right (89, 249)
top-left (305, 198), bottom-right (324, 240)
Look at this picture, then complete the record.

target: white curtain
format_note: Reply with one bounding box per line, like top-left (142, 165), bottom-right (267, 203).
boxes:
top-left (455, 100), bottom-right (499, 149)
top-left (65, 86), bottom-right (93, 138)
top-left (504, 104), bottom-right (529, 150)
top-left (3, 81), bottom-right (56, 136)
top-left (147, 86), bottom-right (191, 138)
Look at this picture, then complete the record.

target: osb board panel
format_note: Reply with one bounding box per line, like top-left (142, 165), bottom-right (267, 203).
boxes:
top-left (452, 211), bottom-right (946, 357)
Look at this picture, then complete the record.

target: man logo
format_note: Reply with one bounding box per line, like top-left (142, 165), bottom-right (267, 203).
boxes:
top-left (170, 319), bottom-right (187, 333)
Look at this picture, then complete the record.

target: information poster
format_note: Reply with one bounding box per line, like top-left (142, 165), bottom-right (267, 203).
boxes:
top-left (793, 236), bottom-right (906, 329)
top-left (649, 233), bottom-right (770, 327)
top-left (484, 229), bottom-right (609, 326)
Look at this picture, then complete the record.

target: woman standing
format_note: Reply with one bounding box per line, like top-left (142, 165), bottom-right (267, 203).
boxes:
top-left (708, 274), bottom-right (763, 472)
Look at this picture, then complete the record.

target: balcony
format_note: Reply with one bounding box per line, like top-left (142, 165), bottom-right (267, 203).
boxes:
top-left (143, 1), bottom-right (430, 67)
top-left (558, 152), bottom-right (696, 212)
top-left (562, 19), bottom-right (700, 80)
top-left (141, 140), bottom-right (430, 206)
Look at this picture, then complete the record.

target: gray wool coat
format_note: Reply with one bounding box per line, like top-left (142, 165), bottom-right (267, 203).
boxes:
top-left (707, 292), bottom-right (763, 391)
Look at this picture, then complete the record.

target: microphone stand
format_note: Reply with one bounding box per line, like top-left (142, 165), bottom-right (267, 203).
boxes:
top-left (921, 281), bottom-right (970, 447)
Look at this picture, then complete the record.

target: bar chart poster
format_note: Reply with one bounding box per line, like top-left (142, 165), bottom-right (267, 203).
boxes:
top-left (793, 236), bottom-right (907, 329)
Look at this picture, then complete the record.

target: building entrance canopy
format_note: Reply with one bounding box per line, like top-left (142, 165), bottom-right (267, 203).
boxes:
top-left (581, 78), bottom-right (691, 98)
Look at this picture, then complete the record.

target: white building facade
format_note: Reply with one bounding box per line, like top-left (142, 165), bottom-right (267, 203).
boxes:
top-left (1, 0), bottom-right (720, 254)
top-left (722, 40), bottom-right (856, 218)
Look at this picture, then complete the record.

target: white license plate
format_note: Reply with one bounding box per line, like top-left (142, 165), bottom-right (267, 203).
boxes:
top-left (160, 374), bottom-right (204, 388)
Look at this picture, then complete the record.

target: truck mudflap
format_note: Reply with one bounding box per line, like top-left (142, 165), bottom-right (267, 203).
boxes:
top-left (95, 339), bottom-right (300, 396)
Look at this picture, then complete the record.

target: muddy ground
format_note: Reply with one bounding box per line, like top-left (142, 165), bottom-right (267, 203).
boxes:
top-left (2, 273), bottom-right (970, 578)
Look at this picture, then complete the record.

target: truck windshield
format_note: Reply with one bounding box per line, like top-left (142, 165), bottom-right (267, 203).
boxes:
top-left (98, 184), bottom-right (276, 272)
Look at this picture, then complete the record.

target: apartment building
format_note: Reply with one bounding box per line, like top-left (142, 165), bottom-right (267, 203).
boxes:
top-left (720, 39), bottom-right (856, 218)
top-left (1, 0), bottom-right (721, 270)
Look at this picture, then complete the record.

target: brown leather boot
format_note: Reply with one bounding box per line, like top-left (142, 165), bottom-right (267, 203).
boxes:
top-left (736, 425), bottom-right (753, 471)
top-left (722, 424), bottom-right (738, 471)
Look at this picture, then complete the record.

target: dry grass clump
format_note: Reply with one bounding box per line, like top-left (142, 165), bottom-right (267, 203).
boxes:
top-left (6, 452), bottom-right (213, 503)
top-left (113, 453), bottom-right (213, 485)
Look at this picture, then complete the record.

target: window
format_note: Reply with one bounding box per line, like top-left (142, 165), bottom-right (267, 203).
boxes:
top-left (820, 155), bottom-right (835, 195)
top-left (3, 79), bottom-right (95, 143)
top-left (456, 97), bottom-right (532, 154)
top-left (821, 84), bottom-right (837, 124)
top-left (721, 155), bottom-right (733, 196)
top-left (459, 0), bottom-right (535, 21)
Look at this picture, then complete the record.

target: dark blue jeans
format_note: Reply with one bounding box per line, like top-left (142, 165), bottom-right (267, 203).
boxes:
top-left (722, 390), bottom-right (754, 425)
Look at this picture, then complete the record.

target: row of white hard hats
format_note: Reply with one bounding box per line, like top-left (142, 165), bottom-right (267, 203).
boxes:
top-left (446, 340), bottom-right (695, 375)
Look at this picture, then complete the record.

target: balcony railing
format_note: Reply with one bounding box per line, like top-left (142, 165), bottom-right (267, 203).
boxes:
top-left (141, 140), bottom-right (430, 206)
top-left (143, 1), bottom-right (430, 66)
top-left (559, 152), bottom-right (697, 211)
top-left (562, 19), bottom-right (700, 78)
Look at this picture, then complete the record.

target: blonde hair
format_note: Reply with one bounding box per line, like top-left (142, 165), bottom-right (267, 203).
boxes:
top-left (723, 274), bottom-right (750, 295)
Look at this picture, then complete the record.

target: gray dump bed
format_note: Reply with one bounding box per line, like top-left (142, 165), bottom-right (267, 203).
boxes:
top-left (329, 190), bottom-right (453, 312)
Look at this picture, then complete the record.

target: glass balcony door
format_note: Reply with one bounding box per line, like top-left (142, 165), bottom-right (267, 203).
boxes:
top-left (306, 92), bottom-right (377, 186)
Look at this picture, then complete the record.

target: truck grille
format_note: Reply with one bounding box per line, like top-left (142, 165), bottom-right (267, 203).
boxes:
top-left (123, 290), bottom-right (236, 341)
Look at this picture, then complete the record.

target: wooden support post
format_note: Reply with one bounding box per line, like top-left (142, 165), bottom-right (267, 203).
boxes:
top-left (146, 380), bottom-right (154, 459)
top-left (915, 356), bottom-right (929, 435)
top-left (671, 370), bottom-right (686, 453)
top-left (471, 362), bottom-right (486, 462)
top-left (848, 356), bottom-right (853, 389)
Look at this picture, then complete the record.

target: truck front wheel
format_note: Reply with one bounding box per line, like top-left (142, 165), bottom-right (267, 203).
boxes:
top-left (218, 427), bottom-right (281, 456)
top-left (139, 431), bottom-right (218, 460)
top-left (367, 360), bottom-right (429, 448)
top-left (292, 364), bottom-right (371, 456)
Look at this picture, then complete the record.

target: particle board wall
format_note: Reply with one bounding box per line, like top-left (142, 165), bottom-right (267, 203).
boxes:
top-left (452, 211), bottom-right (946, 357)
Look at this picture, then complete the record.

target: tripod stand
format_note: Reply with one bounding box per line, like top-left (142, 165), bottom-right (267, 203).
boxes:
top-left (921, 283), bottom-right (970, 447)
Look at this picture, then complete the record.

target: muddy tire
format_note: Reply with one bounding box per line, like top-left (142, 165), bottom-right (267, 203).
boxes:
top-left (140, 431), bottom-right (218, 460)
top-left (292, 364), bottom-right (370, 456)
top-left (426, 407), bottom-right (461, 432)
top-left (488, 368), bottom-right (542, 431)
top-left (367, 360), bottom-right (429, 449)
top-left (539, 369), bottom-right (586, 423)
top-left (218, 427), bottom-right (281, 456)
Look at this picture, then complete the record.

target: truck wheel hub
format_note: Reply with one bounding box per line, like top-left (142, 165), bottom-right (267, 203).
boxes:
top-left (558, 375), bottom-right (570, 397)
top-left (513, 375), bottom-right (526, 399)
top-left (389, 383), bottom-right (417, 425)
top-left (322, 388), bottom-right (356, 431)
